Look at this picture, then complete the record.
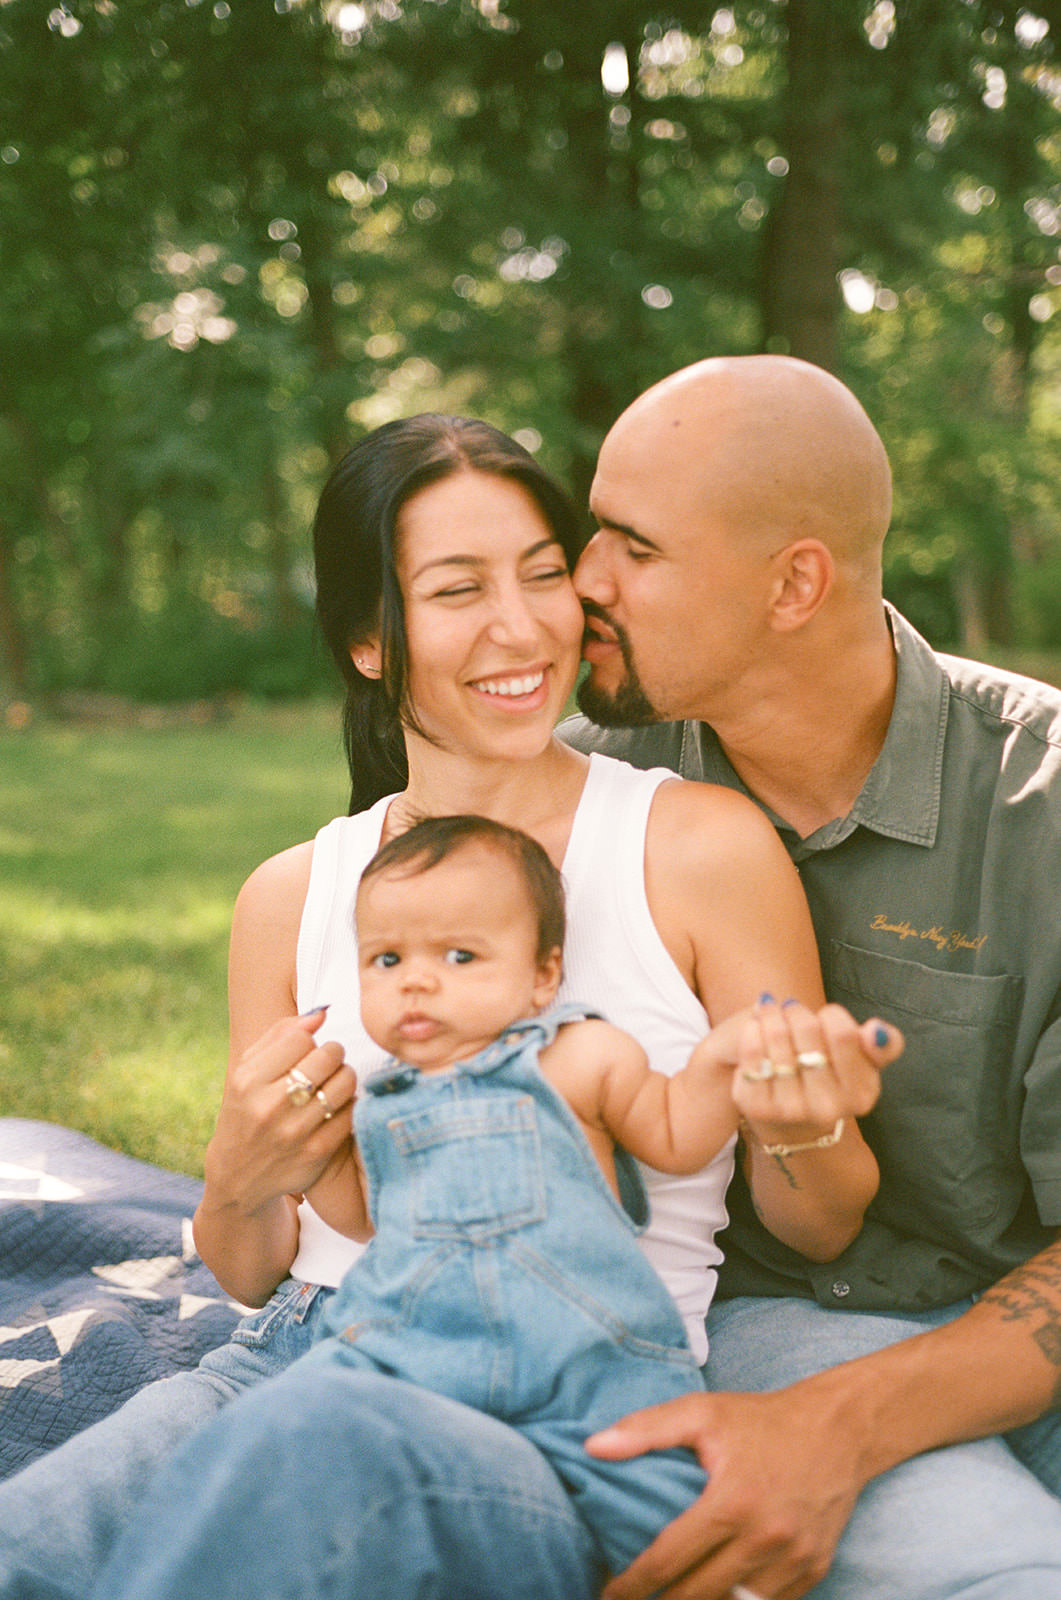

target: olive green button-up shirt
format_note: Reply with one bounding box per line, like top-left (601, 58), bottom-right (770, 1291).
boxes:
top-left (561, 605), bottom-right (1061, 1310)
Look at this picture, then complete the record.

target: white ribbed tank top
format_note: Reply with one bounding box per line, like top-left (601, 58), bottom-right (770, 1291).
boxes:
top-left (292, 752), bottom-right (733, 1360)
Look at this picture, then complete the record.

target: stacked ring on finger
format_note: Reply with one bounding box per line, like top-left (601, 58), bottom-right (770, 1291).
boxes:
top-left (741, 1056), bottom-right (811, 1082)
top-left (796, 1049), bottom-right (828, 1070)
top-left (315, 1087), bottom-right (335, 1121)
top-left (742, 1059), bottom-right (798, 1081)
top-left (284, 1066), bottom-right (316, 1107)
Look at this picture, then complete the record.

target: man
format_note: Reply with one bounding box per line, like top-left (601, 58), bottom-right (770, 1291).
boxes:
top-left (562, 353), bottom-right (1061, 1598)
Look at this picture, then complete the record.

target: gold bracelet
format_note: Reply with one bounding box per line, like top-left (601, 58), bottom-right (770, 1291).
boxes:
top-left (758, 1118), bottom-right (845, 1157)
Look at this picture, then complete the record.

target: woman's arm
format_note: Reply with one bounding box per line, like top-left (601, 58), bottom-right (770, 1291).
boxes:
top-left (192, 843), bottom-right (356, 1305)
top-left (643, 780), bottom-right (894, 1260)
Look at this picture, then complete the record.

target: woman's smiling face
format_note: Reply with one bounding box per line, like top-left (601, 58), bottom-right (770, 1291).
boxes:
top-left (393, 469), bottom-right (584, 764)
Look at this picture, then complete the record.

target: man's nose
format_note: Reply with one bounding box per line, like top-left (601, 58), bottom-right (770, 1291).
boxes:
top-left (573, 532), bottom-right (617, 605)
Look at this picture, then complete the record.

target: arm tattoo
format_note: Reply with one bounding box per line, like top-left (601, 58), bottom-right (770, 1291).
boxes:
top-left (980, 1243), bottom-right (1061, 1405)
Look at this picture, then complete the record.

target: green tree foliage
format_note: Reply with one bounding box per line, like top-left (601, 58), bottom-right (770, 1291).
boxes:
top-left (1, 0), bottom-right (1058, 699)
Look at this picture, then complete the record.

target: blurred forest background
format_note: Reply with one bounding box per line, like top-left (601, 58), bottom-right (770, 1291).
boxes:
top-left (3, 0), bottom-right (1061, 711)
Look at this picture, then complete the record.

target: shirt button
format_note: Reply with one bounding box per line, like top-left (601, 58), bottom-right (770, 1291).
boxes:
top-left (831, 1280), bottom-right (851, 1299)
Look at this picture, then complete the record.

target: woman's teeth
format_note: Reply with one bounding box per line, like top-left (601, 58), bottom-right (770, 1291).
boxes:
top-left (472, 671), bottom-right (545, 697)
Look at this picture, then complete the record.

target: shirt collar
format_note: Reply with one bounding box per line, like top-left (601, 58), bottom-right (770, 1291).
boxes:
top-left (689, 603), bottom-right (948, 852)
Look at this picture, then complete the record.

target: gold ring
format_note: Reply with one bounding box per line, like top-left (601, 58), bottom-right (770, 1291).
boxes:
top-left (315, 1087), bottom-right (335, 1120)
top-left (741, 1059), bottom-right (776, 1082)
top-left (284, 1067), bottom-right (315, 1108)
top-left (796, 1050), bottom-right (829, 1071)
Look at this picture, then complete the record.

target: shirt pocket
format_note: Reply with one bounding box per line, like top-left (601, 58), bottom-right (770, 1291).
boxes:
top-left (388, 1093), bottom-right (547, 1240)
top-left (825, 940), bottom-right (1023, 1237)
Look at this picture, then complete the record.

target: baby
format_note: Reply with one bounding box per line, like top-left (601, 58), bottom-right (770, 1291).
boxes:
top-left (296, 813), bottom-right (886, 1577)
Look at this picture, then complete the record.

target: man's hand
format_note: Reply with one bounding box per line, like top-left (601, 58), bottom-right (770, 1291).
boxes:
top-left (586, 1386), bottom-right (865, 1600)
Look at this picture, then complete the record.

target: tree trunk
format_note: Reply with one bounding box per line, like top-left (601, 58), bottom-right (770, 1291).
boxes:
top-left (0, 515), bottom-right (29, 697)
top-left (262, 459), bottom-right (298, 627)
top-left (952, 562), bottom-right (990, 657)
top-left (760, 0), bottom-right (846, 371)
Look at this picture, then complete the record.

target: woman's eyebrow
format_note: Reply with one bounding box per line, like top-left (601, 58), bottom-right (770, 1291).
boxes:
top-left (410, 537), bottom-right (565, 581)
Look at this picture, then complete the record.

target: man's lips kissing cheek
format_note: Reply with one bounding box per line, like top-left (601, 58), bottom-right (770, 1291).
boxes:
top-left (580, 607), bottom-right (621, 665)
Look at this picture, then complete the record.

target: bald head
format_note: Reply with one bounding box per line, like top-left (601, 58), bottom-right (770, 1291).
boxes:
top-left (600, 355), bottom-right (892, 576)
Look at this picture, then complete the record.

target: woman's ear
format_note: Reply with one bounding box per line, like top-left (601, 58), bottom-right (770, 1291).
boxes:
top-left (767, 540), bottom-right (834, 632)
top-left (350, 639), bottom-right (382, 680)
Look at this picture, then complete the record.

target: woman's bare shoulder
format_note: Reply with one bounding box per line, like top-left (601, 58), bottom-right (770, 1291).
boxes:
top-left (647, 776), bottom-right (781, 870)
top-left (233, 840), bottom-right (316, 935)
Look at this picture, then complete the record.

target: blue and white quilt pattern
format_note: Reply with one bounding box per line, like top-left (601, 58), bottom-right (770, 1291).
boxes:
top-left (0, 1120), bottom-right (241, 1479)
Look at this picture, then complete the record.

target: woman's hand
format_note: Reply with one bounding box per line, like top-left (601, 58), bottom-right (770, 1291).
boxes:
top-left (730, 997), bottom-right (903, 1262)
top-left (194, 1008), bottom-right (356, 1303)
top-left (733, 996), bottom-right (901, 1152)
top-left (204, 1008), bottom-right (356, 1217)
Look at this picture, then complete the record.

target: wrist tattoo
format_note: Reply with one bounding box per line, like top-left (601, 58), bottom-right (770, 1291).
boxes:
top-left (769, 1152), bottom-right (800, 1190)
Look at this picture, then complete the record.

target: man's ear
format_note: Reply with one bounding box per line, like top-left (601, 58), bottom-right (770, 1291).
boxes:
top-left (767, 540), bottom-right (834, 632)
top-left (350, 638), bottom-right (382, 679)
top-left (532, 948), bottom-right (563, 1013)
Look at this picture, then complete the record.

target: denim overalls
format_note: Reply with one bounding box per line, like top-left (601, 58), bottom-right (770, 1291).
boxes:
top-left (311, 1003), bottom-right (708, 1575)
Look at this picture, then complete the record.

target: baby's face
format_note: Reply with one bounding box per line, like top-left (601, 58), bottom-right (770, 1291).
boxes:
top-left (357, 843), bottom-right (561, 1070)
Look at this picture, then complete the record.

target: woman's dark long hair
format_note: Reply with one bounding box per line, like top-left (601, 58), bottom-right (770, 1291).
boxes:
top-left (312, 415), bottom-right (584, 815)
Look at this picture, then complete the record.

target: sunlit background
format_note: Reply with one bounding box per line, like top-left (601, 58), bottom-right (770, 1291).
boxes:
top-left (3, 0), bottom-right (1060, 713)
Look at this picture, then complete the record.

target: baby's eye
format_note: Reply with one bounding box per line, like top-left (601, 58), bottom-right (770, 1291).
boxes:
top-left (445, 948), bottom-right (476, 965)
top-left (372, 951), bottom-right (400, 969)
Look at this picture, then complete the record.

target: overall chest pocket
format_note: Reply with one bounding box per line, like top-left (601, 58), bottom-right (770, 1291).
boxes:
top-left (388, 1093), bottom-right (547, 1240)
top-left (825, 939), bottom-right (1023, 1235)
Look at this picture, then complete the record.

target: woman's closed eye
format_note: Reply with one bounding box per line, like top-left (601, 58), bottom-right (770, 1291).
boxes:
top-left (429, 582), bottom-right (482, 602)
top-left (523, 563), bottom-right (569, 584)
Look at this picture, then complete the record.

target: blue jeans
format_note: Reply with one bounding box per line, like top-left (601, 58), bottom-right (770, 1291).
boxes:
top-left (0, 1278), bottom-right (332, 1600)
top-left (91, 1295), bottom-right (1061, 1600)
top-left (704, 1296), bottom-right (1061, 1599)
top-left (92, 1366), bottom-right (603, 1600)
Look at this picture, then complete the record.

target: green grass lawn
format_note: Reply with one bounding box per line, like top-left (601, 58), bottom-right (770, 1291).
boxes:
top-left (5, 648), bottom-right (1059, 1179)
top-left (1, 700), bottom-right (350, 1176)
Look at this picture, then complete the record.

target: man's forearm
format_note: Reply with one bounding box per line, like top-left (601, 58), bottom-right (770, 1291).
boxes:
top-left (797, 1236), bottom-right (1061, 1486)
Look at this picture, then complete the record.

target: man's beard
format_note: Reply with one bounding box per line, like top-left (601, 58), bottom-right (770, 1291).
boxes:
top-left (576, 607), bottom-right (661, 727)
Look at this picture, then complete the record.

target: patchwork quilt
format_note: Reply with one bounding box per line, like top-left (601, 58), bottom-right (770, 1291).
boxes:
top-left (0, 1119), bottom-right (241, 1480)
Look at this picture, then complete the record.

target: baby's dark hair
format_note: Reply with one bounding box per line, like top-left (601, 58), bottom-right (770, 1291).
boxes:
top-left (358, 815), bottom-right (565, 964)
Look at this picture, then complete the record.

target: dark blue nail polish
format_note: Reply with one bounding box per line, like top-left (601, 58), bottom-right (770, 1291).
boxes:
top-left (300, 1004), bottom-right (331, 1018)
top-left (874, 1025), bottom-right (889, 1047)
top-left (781, 997), bottom-right (799, 1009)
top-left (758, 992), bottom-right (776, 1006)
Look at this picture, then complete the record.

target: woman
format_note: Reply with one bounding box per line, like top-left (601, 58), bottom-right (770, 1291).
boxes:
top-left (0, 418), bottom-right (894, 1600)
